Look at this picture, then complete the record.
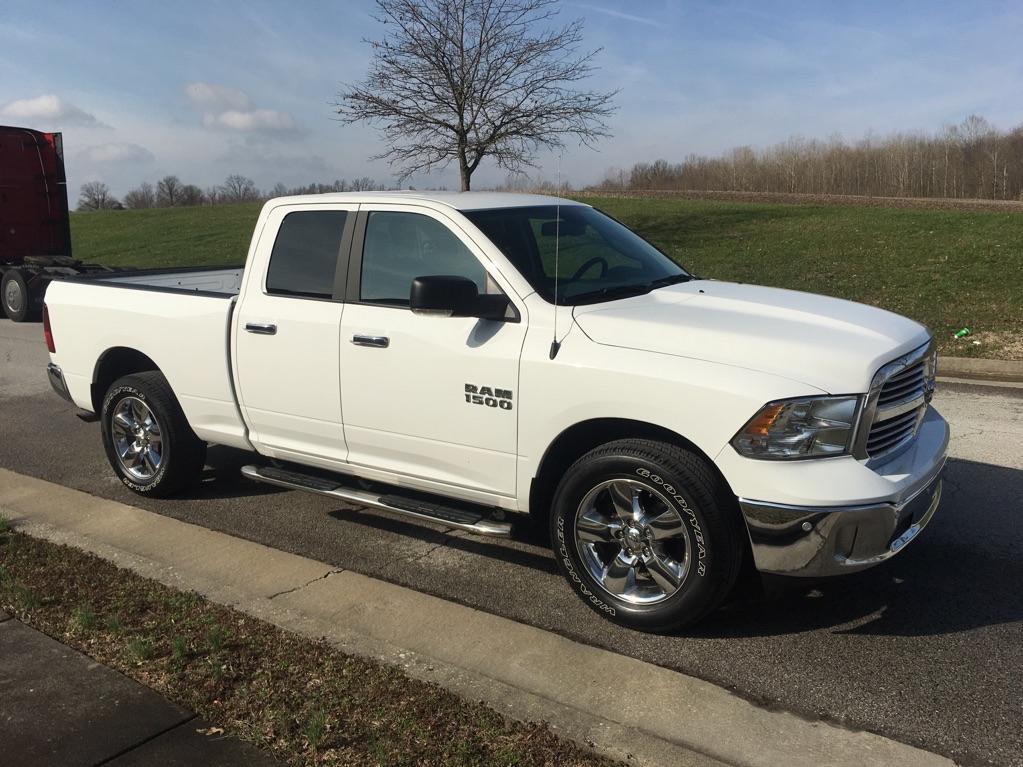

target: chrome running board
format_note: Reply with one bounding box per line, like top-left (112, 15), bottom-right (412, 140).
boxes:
top-left (240, 464), bottom-right (513, 537)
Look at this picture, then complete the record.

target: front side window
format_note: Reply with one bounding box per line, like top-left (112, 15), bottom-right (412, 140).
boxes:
top-left (360, 211), bottom-right (487, 305)
top-left (464, 205), bottom-right (689, 305)
top-left (266, 210), bottom-right (348, 298)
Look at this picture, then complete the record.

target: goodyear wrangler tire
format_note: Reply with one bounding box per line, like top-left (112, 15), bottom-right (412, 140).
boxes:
top-left (550, 439), bottom-right (743, 632)
top-left (101, 372), bottom-right (206, 498)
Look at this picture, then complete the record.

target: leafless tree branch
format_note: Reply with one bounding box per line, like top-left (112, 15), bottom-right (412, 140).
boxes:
top-left (335, 0), bottom-right (618, 190)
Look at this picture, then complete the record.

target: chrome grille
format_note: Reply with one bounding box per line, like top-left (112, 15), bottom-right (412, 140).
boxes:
top-left (876, 359), bottom-right (926, 408)
top-left (866, 409), bottom-right (919, 455)
top-left (854, 342), bottom-right (936, 463)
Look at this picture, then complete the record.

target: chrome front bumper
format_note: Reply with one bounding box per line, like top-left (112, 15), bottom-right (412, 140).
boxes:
top-left (47, 363), bottom-right (73, 402)
top-left (739, 464), bottom-right (944, 577)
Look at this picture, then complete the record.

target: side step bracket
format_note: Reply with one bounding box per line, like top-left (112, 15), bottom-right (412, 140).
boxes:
top-left (240, 464), bottom-right (513, 538)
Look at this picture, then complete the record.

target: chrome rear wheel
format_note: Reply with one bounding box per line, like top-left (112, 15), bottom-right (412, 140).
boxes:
top-left (110, 396), bottom-right (164, 481)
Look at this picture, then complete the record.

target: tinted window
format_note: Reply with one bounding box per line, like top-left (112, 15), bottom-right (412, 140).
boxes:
top-left (266, 210), bottom-right (347, 298)
top-left (464, 205), bottom-right (687, 305)
top-left (361, 211), bottom-right (486, 304)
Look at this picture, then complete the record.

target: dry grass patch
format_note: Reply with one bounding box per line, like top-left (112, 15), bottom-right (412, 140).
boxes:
top-left (0, 529), bottom-right (615, 767)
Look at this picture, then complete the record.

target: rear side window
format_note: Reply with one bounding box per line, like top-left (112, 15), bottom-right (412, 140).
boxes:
top-left (266, 211), bottom-right (348, 298)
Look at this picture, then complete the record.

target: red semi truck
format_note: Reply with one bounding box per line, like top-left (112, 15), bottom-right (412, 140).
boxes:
top-left (0, 125), bottom-right (112, 321)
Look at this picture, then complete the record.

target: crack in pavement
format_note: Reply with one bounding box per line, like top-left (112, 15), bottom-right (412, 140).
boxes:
top-left (404, 536), bottom-right (455, 565)
top-left (267, 568), bottom-right (345, 600)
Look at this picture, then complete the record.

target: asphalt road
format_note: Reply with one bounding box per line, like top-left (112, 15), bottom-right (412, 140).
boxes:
top-left (2, 318), bottom-right (1021, 766)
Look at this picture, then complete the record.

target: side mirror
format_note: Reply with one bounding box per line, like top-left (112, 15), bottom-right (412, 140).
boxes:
top-left (410, 275), bottom-right (516, 322)
top-left (410, 275), bottom-right (479, 317)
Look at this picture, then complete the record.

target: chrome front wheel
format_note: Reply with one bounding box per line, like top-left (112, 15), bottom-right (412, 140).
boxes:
top-left (110, 396), bottom-right (164, 481)
top-left (574, 478), bottom-right (692, 605)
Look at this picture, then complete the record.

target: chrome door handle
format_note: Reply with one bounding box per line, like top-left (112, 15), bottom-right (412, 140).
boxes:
top-left (245, 322), bottom-right (277, 335)
top-left (352, 334), bottom-right (389, 348)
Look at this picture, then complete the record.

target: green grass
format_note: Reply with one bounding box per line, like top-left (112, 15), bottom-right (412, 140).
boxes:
top-left (71, 203), bottom-right (261, 268)
top-left (70, 197), bottom-right (1023, 358)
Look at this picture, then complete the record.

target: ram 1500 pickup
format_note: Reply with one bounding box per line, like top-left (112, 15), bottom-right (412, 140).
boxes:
top-left (43, 192), bottom-right (948, 631)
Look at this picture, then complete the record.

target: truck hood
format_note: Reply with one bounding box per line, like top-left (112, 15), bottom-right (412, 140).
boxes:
top-left (572, 281), bottom-right (930, 394)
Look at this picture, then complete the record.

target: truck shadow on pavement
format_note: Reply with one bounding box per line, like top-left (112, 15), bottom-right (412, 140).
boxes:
top-left (688, 457), bottom-right (1023, 639)
top-left (195, 447), bottom-right (1020, 639)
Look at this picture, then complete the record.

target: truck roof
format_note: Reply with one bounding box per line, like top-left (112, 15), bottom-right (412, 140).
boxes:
top-left (267, 191), bottom-right (584, 211)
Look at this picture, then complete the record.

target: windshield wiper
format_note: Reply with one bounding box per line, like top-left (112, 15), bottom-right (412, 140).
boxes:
top-left (569, 273), bottom-right (692, 305)
top-left (648, 273), bottom-right (693, 288)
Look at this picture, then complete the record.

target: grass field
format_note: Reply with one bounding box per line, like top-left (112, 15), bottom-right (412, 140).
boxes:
top-left (70, 196), bottom-right (1023, 359)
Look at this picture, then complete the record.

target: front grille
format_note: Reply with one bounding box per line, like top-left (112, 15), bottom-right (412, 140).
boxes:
top-left (866, 408), bottom-right (919, 455)
top-left (876, 359), bottom-right (926, 407)
top-left (857, 343), bottom-right (935, 462)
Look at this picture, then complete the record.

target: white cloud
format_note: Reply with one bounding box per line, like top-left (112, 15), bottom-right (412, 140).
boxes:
top-left (77, 142), bottom-right (155, 164)
top-left (185, 82), bottom-right (297, 135)
top-left (0, 94), bottom-right (103, 126)
top-left (184, 82), bottom-right (253, 112)
top-left (202, 108), bottom-right (296, 133)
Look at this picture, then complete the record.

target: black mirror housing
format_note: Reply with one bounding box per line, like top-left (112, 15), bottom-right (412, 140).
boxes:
top-left (410, 275), bottom-right (479, 317)
top-left (410, 275), bottom-right (517, 322)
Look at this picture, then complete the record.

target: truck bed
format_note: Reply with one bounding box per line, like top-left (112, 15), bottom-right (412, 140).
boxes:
top-left (43, 267), bottom-right (251, 450)
top-left (69, 265), bottom-right (244, 296)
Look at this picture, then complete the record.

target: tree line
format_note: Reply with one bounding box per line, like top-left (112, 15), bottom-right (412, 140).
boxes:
top-left (77, 174), bottom-right (385, 211)
top-left (598, 115), bottom-right (1023, 200)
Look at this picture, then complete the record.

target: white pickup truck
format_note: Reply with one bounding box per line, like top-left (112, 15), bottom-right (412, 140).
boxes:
top-left (43, 192), bottom-right (948, 631)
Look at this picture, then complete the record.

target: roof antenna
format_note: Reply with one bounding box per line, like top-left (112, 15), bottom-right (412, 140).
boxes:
top-left (549, 153), bottom-right (563, 360)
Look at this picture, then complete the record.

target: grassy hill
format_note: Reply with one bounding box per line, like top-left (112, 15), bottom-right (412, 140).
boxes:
top-left (70, 196), bottom-right (1023, 359)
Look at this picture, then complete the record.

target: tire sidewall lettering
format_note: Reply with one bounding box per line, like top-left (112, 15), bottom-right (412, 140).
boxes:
top-left (103, 385), bottom-right (167, 493)
top-left (636, 466), bottom-right (707, 576)
top-left (556, 516), bottom-right (616, 616)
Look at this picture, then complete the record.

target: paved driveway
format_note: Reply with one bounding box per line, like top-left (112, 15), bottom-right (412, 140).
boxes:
top-left (2, 318), bottom-right (1021, 766)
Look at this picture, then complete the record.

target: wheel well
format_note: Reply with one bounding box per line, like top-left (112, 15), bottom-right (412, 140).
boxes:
top-left (528, 418), bottom-right (733, 523)
top-left (91, 347), bottom-right (159, 412)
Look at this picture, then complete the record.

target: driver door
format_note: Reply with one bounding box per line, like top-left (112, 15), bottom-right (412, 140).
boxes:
top-left (339, 205), bottom-right (526, 496)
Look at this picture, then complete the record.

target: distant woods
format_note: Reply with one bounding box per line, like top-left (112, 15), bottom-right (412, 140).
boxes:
top-left (79, 114), bottom-right (1023, 209)
top-left (77, 175), bottom-right (385, 211)
top-left (599, 115), bottom-right (1023, 201)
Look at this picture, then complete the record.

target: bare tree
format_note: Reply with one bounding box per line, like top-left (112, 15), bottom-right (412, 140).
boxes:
top-left (336, 0), bottom-right (617, 191)
top-left (156, 175), bottom-right (183, 207)
top-left (220, 174), bottom-right (260, 203)
top-left (77, 181), bottom-right (119, 211)
top-left (178, 184), bottom-right (205, 207)
top-left (123, 182), bottom-right (156, 209)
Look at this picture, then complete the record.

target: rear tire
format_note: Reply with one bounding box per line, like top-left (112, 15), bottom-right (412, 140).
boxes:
top-left (549, 439), bottom-right (744, 632)
top-left (101, 372), bottom-right (206, 497)
top-left (1, 270), bottom-right (33, 322)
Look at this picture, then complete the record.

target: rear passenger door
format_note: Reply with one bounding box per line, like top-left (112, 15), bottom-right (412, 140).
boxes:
top-left (339, 205), bottom-right (526, 496)
top-left (234, 205), bottom-right (355, 469)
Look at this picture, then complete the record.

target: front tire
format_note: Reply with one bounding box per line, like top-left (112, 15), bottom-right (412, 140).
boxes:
top-left (101, 372), bottom-right (206, 497)
top-left (550, 439), bottom-right (744, 632)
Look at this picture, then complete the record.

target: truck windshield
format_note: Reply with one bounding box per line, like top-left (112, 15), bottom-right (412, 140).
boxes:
top-left (463, 205), bottom-right (691, 305)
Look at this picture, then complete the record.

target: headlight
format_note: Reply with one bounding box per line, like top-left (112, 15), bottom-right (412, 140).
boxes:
top-left (732, 396), bottom-right (860, 460)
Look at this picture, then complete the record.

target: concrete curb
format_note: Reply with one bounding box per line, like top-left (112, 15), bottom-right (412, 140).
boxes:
top-left (940, 356), bottom-right (1023, 382)
top-left (0, 468), bottom-right (953, 767)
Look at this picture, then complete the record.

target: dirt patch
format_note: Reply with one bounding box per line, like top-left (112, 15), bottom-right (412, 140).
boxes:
top-left (948, 329), bottom-right (1023, 361)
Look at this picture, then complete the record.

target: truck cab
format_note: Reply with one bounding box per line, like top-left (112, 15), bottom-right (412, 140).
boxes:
top-left (0, 125), bottom-right (111, 321)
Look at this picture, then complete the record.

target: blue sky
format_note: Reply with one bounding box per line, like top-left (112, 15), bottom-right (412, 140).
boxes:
top-left (3, 0), bottom-right (1022, 200)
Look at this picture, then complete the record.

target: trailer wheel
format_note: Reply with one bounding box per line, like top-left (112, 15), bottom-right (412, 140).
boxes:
top-left (1, 270), bottom-right (33, 322)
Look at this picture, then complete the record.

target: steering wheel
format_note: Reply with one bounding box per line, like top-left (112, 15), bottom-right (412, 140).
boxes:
top-left (567, 256), bottom-right (608, 282)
